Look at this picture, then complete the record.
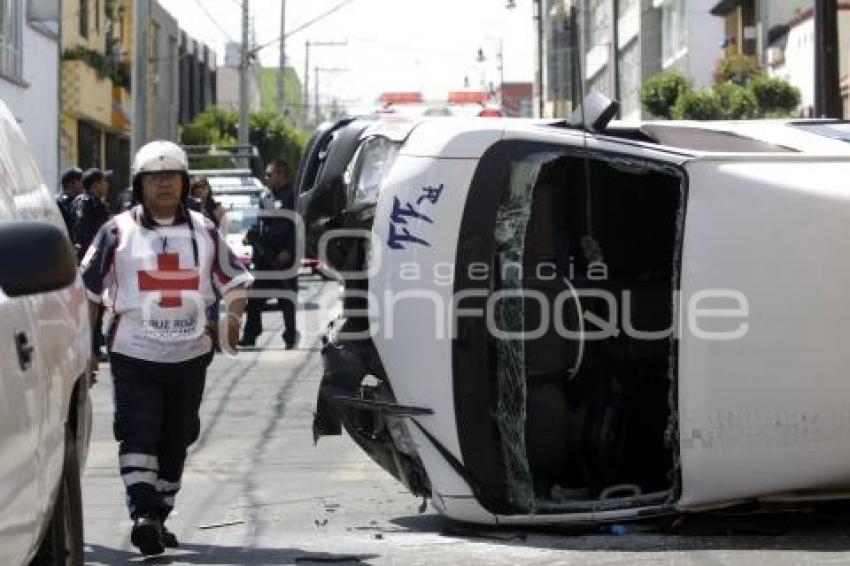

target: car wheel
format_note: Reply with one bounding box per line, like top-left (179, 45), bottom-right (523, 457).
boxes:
top-left (31, 428), bottom-right (84, 566)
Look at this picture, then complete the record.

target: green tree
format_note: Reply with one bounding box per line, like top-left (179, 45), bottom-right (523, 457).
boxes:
top-left (641, 55), bottom-right (801, 120)
top-left (750, 75), bottom-right (802, 117)
top-left (640, 70), bottom-right (692, 119)
top-left (713, 54), bottom-right (764, 86)
top-left (180, 107), bottom-right (239, 144)
top-left (249, 110), bottom-right (308, 176)
top-left (714, 83), bottom-right (759, 119)
top-left (671, 89), bottom-right (724, 120)
top-left (179, 107), bottom-right (307, 175)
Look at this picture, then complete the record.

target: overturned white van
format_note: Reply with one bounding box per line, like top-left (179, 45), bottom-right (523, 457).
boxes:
top-left (301, 99), bottom-right (850, 525)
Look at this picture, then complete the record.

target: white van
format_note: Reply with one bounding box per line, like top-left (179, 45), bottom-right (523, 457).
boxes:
top-left (0, 101), bottom-right (92, 563)
top-left (306, 101), bottom-right (850, 525)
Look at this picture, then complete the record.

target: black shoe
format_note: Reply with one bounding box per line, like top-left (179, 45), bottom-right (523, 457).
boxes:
top-left (131, 515), bottom-right (164, 556)
top-left (161, 525), bottom-right (179, 548)
top-left (283, 330), bottom-right (299, 350)
top-left (238, 334), bottom-right (257, 347)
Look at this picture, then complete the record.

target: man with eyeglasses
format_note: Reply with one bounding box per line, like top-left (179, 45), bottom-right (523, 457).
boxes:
top-left (81, 141), bottom-right (252, 556)
top-left (240, 159), bottom-right (299, 349)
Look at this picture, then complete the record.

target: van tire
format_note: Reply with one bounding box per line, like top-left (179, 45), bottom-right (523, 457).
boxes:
top-left (31, 428), bottom-right (84, 566)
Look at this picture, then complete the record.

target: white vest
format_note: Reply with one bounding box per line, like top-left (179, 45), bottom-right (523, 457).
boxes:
top-left (106, 209), bottom-right (236, 362)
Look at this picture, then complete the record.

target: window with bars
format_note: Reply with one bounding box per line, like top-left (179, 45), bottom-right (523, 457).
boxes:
top-left (0, 0), bottom-right (22, 80)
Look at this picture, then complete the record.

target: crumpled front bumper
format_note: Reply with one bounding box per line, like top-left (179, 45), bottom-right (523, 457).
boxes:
top-left (313, 317), bottom-right (431, 498)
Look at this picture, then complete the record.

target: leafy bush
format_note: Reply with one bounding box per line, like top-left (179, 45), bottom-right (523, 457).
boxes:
top-left (249, 111), bottom-right (308, 176)
top-left (714, 83), bottom-right (759, 119)
top-left (640, 70), bottom-right (692, 119)
top-left (750, 75), bottom-right (801, 117)
top-left (671, 89), bottom-right (724, 120)
top-left (181, 107), bottom-right (240, 144)
top-left (713, 54), bottom-right (764, 86)
top-left (179, 107), bottom-right (306, 175)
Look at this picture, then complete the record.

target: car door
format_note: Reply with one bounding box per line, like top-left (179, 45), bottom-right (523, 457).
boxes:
top-left (0, 288), bottom-right (44, 564)
top-left (0, 105), bottom-right (54, 565)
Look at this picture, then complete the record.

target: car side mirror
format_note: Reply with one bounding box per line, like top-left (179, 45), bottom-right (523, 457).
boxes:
top-left (0, 221), bottom-right (77, 297)
top-left (563, 90), bottom-right (620, 132)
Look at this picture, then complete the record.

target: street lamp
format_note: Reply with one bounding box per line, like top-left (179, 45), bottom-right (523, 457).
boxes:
top-left (476, 39), bottom-right (505, 109)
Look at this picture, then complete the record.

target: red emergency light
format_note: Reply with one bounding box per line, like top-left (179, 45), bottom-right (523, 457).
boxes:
top-left (447, 91), bottom-right (491, 104)
top-left (378, 92), bottom-right (424, 104)
top-left (478, 108), bottom-right (503, 117)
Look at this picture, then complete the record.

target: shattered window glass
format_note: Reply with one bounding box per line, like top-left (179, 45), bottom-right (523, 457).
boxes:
top-left (493, 152), bottom-right (560, 512)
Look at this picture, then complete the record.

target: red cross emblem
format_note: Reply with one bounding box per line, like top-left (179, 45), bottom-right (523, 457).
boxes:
top-left (137, 253), bottom-right (200, 308)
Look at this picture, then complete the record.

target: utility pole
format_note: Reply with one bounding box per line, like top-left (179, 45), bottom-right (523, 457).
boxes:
top-left (498, 40), bottom-right (504, 109)
top-left (815, 0), bottom-right (841, 117)
top-left (277, 0), bottom-right (286, 116)
top-left (610, 0), bottom-right (620, 116)
top-left (533, 0), bottom-right (544, 117)
top-left (304, 40), bottom-right (310, 126)
top-left (132, 0), bottom-right (150, 156)
top-left (239, 0), bottom-right (250, 144)
top-left (314, 67), bottom-right (319, 124)
top-left (303, 40), bottom-right (347, 126)
top-left (314, 67), bottom-right (347, 124)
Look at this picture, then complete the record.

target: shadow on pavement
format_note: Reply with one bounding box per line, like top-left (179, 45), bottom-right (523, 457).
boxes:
top-left (85, 543), bottom-right (378, 565)
top-left (389, 509), bottom-right (850, 553)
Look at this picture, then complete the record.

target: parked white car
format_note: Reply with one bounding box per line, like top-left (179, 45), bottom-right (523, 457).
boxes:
top-left (305, 99), bottom-right (850, 526)
top-left (216, 188), bottom-right (261, 269)
top-left (0, 100), bottom-right (92, 563)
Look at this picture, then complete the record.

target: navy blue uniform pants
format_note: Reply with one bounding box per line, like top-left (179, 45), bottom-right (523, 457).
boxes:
top-left (110, 351), bottom-right (212, 520)
top-left (244, 276), bottom-right (298, 344)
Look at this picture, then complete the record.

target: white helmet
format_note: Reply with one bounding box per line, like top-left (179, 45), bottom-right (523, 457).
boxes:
top-left (131, 140), bottom-right (190, 200)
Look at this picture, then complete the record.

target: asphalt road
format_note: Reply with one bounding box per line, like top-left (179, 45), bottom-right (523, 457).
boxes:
top-left (82, 277), bottom-right (850, 565)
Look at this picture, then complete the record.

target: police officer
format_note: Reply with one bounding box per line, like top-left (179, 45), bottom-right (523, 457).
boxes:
top-left (239, 159), bottom-right (299, 348)
top-left (56, 167), bottom-right (83, 237)
top-left (75, 167), bottom-right (112, 262)
top-left (81, 141), bottom-right (253, 556)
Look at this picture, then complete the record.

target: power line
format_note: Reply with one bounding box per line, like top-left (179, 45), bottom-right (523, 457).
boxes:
top-left (191, 0), bottom-right (237, 43)
top-left (251, 0), bottom-right (358, 54)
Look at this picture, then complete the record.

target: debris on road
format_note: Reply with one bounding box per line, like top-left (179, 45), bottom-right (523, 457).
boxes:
top-left (198, 519), bottom-right (245, 530)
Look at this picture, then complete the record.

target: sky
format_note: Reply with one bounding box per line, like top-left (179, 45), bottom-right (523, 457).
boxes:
top-left (157, 0), bottom-right (536, 114)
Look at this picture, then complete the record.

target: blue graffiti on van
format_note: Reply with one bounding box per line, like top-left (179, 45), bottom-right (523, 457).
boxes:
top-left (387, 184), bottom-right (445, 251)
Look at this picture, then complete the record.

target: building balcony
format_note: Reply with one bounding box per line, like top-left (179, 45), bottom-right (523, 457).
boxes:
top-left (61, 59), bottom-right (114, 126)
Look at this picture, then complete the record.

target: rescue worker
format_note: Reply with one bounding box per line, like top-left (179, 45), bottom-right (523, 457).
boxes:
top-left (81, 141), bottom-right (253, 556)
top-left (56, 167), bottom-right (83, 238)
top-left (74, 167), bottom-right (112, 262)
top-left (239, 159), bottom-right (299, 348)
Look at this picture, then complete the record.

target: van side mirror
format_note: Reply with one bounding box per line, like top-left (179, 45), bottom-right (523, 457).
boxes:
top-left (564, 91), bottom-right (620, 132)
top-left (0, 221), bottom-right (77, 297)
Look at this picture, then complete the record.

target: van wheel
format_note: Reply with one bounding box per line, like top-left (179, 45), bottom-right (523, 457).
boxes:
top-left (31, 428), bottom-right (84, 565)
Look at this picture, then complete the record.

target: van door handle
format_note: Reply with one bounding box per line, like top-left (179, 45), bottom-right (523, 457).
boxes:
top-left (15, 332), bottom-right (33, 371)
